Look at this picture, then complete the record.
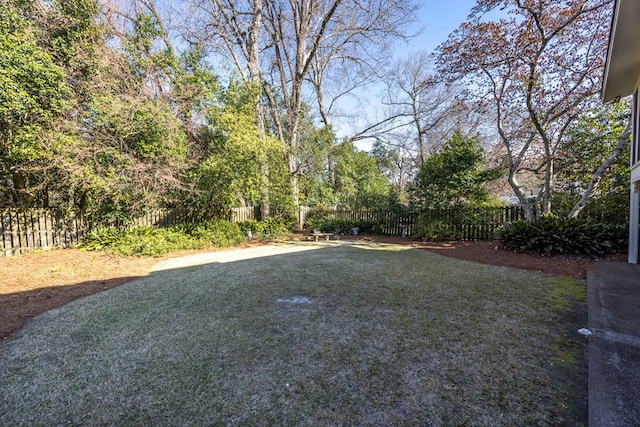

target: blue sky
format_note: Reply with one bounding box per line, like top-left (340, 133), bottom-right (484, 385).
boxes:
top-left (341, 0), bottom-right (478, 148)
top-left (409, 0), bottom-right (477, 52)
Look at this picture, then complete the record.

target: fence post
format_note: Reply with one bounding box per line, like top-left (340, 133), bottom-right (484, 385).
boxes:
top-left (1, 210), bottom-right (12, 255)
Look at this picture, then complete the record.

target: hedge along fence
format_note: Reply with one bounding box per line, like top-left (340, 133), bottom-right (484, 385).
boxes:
top-left (1, 207), bottom-right (257, 256)
top-left (305, 205), bottom-right (525, 239)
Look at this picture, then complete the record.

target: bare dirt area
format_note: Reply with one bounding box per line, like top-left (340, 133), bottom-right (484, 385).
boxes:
top-left (1, 235), bottom-right (626, 340)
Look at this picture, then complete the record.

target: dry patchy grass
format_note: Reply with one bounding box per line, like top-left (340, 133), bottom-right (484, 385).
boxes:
top-left (0, 242), bottom-right (586, 425)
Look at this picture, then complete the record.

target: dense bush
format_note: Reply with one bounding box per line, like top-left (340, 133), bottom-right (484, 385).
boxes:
top-left (552, 192), bottom-right (629, 225)
top-left (303, 210), bottom-right (330, 230)
top-left (353, 220), bottom-right (383, 234)
top-left (496, 216), bottom-right (627, 256)
top-left (80, 220), bottom-right (247, 256)
top-left (412, 207), bottom-right (478, 241)
top-left (316, 219), bottom-right (354, 234)
top-left (303, 208), bottom-right (389, 235)
top-left (118, 226), bottom-right (197, 255)
top-left (79, 218), bottom-right (299, 256)
top-left (238, 217), bottom-right (295, 239)
top-left (193, 220), bottom-right (246, 247)
top-left (80, 227), bottom-right (122, 251)
top-left (412, 216), bottom-right (462, 241)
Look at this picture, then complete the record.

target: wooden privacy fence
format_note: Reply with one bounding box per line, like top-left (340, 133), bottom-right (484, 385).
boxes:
top-left (1, 210), bottom-right (92, 256)
top-left (425, 206), bottom-right (525, 240)
top-left (128, 207), bottom-right (259, 227)
top-left (317, 209), bottom-right (417, 236)
top-left (230, 206), bottom-right (260, 222)
top-left (1, 207), bottom-right (258, 256)
top-left (306, 206), bottom-right (525, 239)
top-left (2, 205), bottom-right (525, 255)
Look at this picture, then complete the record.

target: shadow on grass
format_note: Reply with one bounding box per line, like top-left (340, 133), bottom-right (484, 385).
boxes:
top-left (1, 276), bottom-right (144, 340)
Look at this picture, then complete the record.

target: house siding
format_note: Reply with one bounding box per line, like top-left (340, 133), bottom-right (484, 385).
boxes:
top-left (630, 91), bottom-right (640, 263)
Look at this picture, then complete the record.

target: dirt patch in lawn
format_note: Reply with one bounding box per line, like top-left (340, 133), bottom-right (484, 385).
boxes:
top-left (1, 234), bottom-right (625, 340)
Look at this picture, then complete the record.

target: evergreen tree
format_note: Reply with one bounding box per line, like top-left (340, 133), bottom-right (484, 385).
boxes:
top-left (411, 132), bottom-right (498, 209)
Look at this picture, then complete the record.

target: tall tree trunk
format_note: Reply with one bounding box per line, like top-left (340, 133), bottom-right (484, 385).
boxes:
top-left (541, 150), bottom-right (553, 214)
top-left (288, 92), bottom-right (302, 207)
top-left (247, 0), bottom-right (270, 218)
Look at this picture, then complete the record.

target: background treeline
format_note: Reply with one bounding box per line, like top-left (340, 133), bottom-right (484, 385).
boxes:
top-left (0, 0), bottom-right (399, 224)
top-left (1, 0), bottom-right (630, 234)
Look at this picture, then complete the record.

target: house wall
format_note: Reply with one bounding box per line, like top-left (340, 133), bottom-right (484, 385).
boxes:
top-left (603, 0), bottom-right (640, 264)
top-left (629, 92), bottom-right (640, 263)
top-left (631, 182), bottom-right (639, 264)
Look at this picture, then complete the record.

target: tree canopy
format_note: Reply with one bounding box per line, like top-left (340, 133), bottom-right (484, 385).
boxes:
top-left (411, 132), bottom-right (499, 209)
top-left (0, 0), bottom-right (630, 226)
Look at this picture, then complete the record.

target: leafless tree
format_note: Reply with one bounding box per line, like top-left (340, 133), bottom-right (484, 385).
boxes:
top-left (352, 52), bottom-right (482, 171)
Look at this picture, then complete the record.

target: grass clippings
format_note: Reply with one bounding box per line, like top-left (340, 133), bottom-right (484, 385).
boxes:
top-left (0, 241), bottom-right (586, 426)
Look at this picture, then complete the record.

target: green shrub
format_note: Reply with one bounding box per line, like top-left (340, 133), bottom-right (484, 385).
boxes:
top-left (80, 221), bottom-right (247, 256)
top-left (80, 227), bottom-right (123, 251)
top-left (324, 219), bottom-right (355, 234)
top-left (305, 209), bottom-right (392, 236)
top-left (169, 222), bottom-right (202, 235)
top-left (354, 220), bottom-right (383, 234)
top-left (200, 220), bottom-right (245, 247)
top-left (127, 225), bottom-right (158, 237)
top-left (303, 211), bottom-right (330, 230)
top-left (307, 219), bottom-right (353, 235)
top-left (239, 217), bottom-right (295, 239)
top-left (115, 228), bottom-right (194, 256)
top-left (413, 215), bottom-right (462, 242)
top-left (411, 207), bottom-right (480, 242)
top-left (496, 215), bottom-right (628, 256)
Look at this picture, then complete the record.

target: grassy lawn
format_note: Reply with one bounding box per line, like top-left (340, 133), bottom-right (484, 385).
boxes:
top-left (0, 242), bottom-right (586, 426)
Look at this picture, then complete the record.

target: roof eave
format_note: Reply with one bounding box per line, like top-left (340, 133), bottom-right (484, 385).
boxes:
top-left (602, 0), bottom-right (640, 103)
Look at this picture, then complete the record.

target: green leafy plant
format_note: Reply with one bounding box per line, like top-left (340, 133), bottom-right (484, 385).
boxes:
top-left (303, 209), bottom-right (330, 230)
top-left (413, 215), bottom-right (462, 242)
top-left (239, 217), bottom-right (295, 239)
top-left (411, 132), bottom-right (500, 210)
top-left (80, 221), bottom-right (247, 256)
top-left (354, 220), bottom-right (383, 234)
top-left (304, 207), bottom-right (385, 234)
top-left (304, 218), bottom-right (355, 235)
top-left (79, 227), bottom-right (122, 251)
top-left (496, 216), bottom-right (627, 256)
top-left (320, 219), bottom-right (356, 234)
top-left (199, 220), bottom-right (245, 247)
